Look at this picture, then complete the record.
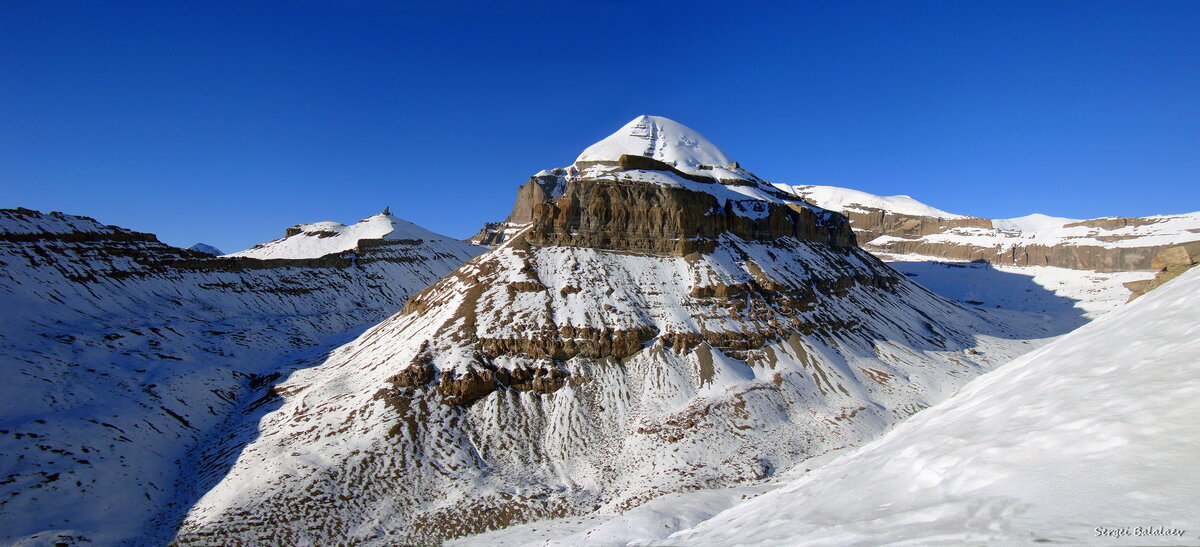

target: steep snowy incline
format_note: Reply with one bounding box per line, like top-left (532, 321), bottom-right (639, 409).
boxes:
top-left (176, 116), bottom-right (1044, 546)
top-left (0, 208), bottom-right (483, 546)
top-left (657, 266), bottom-right (1200, 546)
top-left (230, 210), bottom-right (472, 260)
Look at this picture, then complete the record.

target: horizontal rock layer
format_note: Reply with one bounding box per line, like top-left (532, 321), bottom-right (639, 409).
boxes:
top-left (522, 178), bottom-right (855, 256)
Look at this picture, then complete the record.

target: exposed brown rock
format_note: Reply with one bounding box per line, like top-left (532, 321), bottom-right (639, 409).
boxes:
top-left (524, 178), bottom-right (855, 256)
top-left (1126, 241), bottom-right (1200, 301)
top-left (437, 368), bottom-right (497, 406)
top-left (867, 239), bottom-right (1167, 271)
top-left (839, 209), bottom-right (991, 242)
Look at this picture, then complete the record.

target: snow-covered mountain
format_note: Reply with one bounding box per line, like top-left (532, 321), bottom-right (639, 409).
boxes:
top-left (185, 242), bottom-right (224, 256)
top-left (0, 207), bottom-right (483, 546)
top-left (230, 208), bottom-right (462, 260)
top-left (174, 116), bottom-right (1047, 545)
top-left (778, 184), bottom-right (1200, 271)
top-left (652, 263), bottom-right (1200, 545)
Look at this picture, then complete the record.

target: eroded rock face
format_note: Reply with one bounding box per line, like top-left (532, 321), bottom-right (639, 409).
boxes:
top-left (870, 238), bottom-right (1165, 271)
top-left (1125, 241), bottom-right (1200, 300)
top-left (524, 178), bottom-right (855, 256)
top-left (839, 209), bottom-right (992, 241)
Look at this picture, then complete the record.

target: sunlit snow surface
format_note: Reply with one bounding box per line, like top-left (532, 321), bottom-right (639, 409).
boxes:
top-left (450, 257), bottom-right (1159, 547)
top-left (576, 115), bottom-right (734, 176)
top-left (645, 266), bottom-right (1200, 546)
top-left (774, 184), bottom-right (965, 219)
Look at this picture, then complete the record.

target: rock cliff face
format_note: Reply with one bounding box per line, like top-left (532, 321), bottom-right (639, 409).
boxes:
top-left (778, 185), bottom-right (1200, 271)
top-left (0, 207), bottom-right (483, 546)
top-left (175, 116), bottom-right (1040, 545)
top-left (1124, 241), bottom-right (1200, 300)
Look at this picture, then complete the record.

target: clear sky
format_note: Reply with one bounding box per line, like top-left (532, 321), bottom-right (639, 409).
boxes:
top-left (2, 1), bottom-right (1198, 253)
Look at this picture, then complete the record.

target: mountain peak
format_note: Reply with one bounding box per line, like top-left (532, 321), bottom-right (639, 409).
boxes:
top-left (575, 115), bottom-right (734, 175)
top-left (229, 210), bottom-right (477, 260)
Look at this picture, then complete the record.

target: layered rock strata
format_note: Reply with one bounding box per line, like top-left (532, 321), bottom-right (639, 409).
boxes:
top-left (1124, 241), bottom-right (1200, 300)
top-left (776, 187), bottom-right (1200, 272)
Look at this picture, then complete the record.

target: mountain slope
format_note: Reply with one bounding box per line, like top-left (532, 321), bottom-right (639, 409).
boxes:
top-left (175, 116), bottom-right (1043, 545)
top-left (658, 265), bottom-right (1200, 546)
top-left (779, 184), bottom-right (1200, 271)
top-left (0, 207), bottom-right (483, 546)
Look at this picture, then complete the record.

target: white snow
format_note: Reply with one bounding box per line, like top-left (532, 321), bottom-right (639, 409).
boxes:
top-left (992, 213), bottom-right (1079, 233)
top-left (230, 211), bottom-right (464, 259)
top-left (576, 115), bottom-right (735, 177)
top-left (651, 266), bottom-right (1200, 546)
top-left (782, 184), bottom-right (1200, 253)
top-left (775, 184), bottom-right (966, 219)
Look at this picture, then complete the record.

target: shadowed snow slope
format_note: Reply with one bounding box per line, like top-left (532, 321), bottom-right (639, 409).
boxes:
top-left (655, 266), bottom-right (1200, 546)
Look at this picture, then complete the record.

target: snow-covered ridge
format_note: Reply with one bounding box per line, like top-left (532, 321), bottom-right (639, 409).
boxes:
top-left (784, 184), bottom-right (1200, 268)
top-left (775, 184), bottom-right (966, 219)
top-left (1, 208), bottom-right (129, 235)
top-left (656, 266), bottom-right (1200, 545)
top-left (230, 210), bottom-right (468, 260)
top-left (876, 211), bottom-right (1200, 250)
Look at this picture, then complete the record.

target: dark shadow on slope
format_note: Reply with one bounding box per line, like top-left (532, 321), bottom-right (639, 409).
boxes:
top-left (887, 259), bottom-right (1092, 338)
top-left (144, 325), bottom-right (374, 545)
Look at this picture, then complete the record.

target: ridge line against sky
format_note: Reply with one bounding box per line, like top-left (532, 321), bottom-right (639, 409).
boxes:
top-left (2, 0), bottom-right (1198, 253)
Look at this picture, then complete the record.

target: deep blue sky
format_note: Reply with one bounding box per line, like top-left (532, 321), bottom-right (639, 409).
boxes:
top-left (3, 1), bottom-right (1198, 253)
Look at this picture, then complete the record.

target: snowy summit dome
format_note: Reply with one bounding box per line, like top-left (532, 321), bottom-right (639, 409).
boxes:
top-left (576, 115), bottom-right (734, 174)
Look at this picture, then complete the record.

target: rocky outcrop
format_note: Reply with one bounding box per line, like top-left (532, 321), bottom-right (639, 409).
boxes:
top-left (1124, 241), bottom-right (1200, 300)
top-left (869, 238), bottom-right (1166, 271)
top-left (524, 178), bottom-right (855, 256)
top-left (839, 209), bottom-right (991, 241)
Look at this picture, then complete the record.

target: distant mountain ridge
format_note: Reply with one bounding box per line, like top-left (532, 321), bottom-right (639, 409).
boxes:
top-left (779, 185), bottom-right (1200, 271)
top-left (230, 208), bottom-right (465, 260)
